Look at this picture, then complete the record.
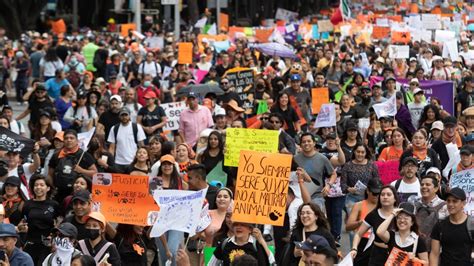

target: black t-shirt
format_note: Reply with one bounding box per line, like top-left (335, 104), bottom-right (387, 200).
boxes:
top-left (339, 71), bottom-right (355, 86)
top-left (216, 91), bottom-right (243, 106)
top-left (431, 217), bottom-right (472, 266)
top-left (365, 209), bottom-right (391, 265)
top-left (387, 231), bottom-right (427, 257)
top-left (215, 64), bottom-right (232, 77)
top-left (456, 90), bottom-right (474, 115)
top-left (270, 105), bottom-right (300, 137)
top-left (22, 199), bottom-right (59, 243)
top-left (114, 235), bottom-right (147, 266)
top-left (137, 105), bottom-right (166, 135)
top-left (213, 237), bottom-right (269, 266)
top-left (49, 149), bottom-right (96, 171)
top-left (28, 99), bottom-right (54, 124)
top-left (99, 110), bottom-right (121, 138)
top-left (63, 215), bottom-right (88, 240)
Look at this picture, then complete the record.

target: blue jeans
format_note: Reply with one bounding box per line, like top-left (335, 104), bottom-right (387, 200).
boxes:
top-left (155, 230), bottom-right (184, 266)
top-left (345, 193), bottom-right (365, 247)
top-left (325, 196), bottom-right (346, 239)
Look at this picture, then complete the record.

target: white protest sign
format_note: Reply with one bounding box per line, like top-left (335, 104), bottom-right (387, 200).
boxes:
top-left (151, 189), bottom-right (206, 237)
top-left (160, 101), bottom-right (186, 131)
top-left (449, 169), bottom-right (474, 216)
top-left (146, 37), bottom-right (164, 50)
top-left (373, 94), bottom-right (397, 118)
top-left (285, 24), bottom-right (295, 33)
top-left (389, 45), bottom-right (410, 59)
top-left (314, 103), bottom-right (336, 128)
top-left (275, 8), bottom-right (298, 21)
top-left (338, 252), bottom-right (354, 266)
top-left (194, 17), bottom-right (207, 28)
top-left (78, 127), bottom-right (95, 151)
top-left (435, 30), bottom-right (456, 43)
top-left (162, 66), bottom-right (173, 79)
top-left (422, 14), bottom-right (441, 30)
top-left (207, 23), bottom-right (217, 35)
top-left (442, 40), bottom-right (459, 61)
top-left (408, 15), bottom-right (422, 29)
top-left (318, 20), bottom-right (334, 32)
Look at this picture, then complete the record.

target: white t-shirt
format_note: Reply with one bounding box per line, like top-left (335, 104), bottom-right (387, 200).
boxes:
top-left (39, 58), bottom-right (64, 77)
top-left (9, 163), bottom-right (34, 200)
top-left (459, 50), bottom-right (474, 66)
top-left (107, 122), bottom-right (146, 165)
top-left (138, 61), bottom-right (161, 78)
top-left (125, 102), bottom-right (143, 123)
top-left (9, 120), bottom-right (26, 135)
top-left (407, 102), bottom-right (426, 129)
top-left (391, 178), bottom-right (421, 203)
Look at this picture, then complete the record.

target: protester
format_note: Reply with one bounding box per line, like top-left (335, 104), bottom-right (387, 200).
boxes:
top-left (43, 222), bottom-right (82, 266)
top-left (0, 223), bottom-right (34, 265)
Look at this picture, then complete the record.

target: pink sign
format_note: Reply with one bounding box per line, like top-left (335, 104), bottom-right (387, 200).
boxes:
top-left (375, 160), bottom-right (401, 185)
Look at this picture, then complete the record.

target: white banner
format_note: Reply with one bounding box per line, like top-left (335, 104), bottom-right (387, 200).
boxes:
top-left (389, 45), bottom-right (410, 59)
top-left (372, 94), bottom-right (397, 118)
top-left (160, 102), bottom-right (186, 131)
top-left (78, 127), bottom-right (95, 151)
top-left (314, 103), bottom-right (336, 128)
top-left (449, 169), bottom-right (474, 216)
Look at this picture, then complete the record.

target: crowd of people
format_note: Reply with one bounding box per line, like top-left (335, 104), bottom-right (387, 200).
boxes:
top-left (0, 4), bottom-right (472, 266)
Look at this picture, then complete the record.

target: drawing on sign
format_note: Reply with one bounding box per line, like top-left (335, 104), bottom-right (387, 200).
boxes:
top-left (224, 69), bottom-right (254, 112)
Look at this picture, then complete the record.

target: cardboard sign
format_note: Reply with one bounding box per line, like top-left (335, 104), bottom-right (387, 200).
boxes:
top-left (435, 29), bottom-right (455, 43)
top-left (375, 160), bottom-right (401, 185)
top-left (92, 173), bottom-right (158, 226)
top-left (317, 20), bottom-right (334, 32)
top-left (422, 14), bottom-right (441, 30)
top-left (385, 247), bottom-right (423, 266)
top-left (391, 31), bottom-right (411, 44)
top-left (220, 13), bottom-right (229, 30)
top-left (311, 88), bottom-right (330, 114)
top-left (449, 169), bottom-right (474, 216)
top-left (178, 42), bottom-right (193, 64)
top-left (275, 8), bottom-right (298, 21)
top-left (121, 23), bottom-right (136, 37)
top-left (233, 151), bottom-right (292, 226)
top-left (372, 26), bottom-right (390, 39)
top-left (160, 101), bottom-right (186, 131)
top-left (224, 128), bottom-right (279, 167)
top-left (389, 45), bottom-right (410, 59)
top-left (223, 68), bottom-right (254, 111)
top-left (255, 29), bottom-right (273, 43)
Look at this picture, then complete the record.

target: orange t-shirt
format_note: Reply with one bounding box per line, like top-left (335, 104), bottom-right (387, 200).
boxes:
top-left (378, 146), bottom-right (403, 162)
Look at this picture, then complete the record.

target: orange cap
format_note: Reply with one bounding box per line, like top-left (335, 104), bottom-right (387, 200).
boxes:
top-left (160, 154), bottom-right (176, 164)
top-left (83, 211), bottom-right (106, 228)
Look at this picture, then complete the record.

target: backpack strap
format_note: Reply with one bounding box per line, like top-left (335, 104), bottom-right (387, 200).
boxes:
top-left (395, 178), bottom-right (403, 191)
top-left (78, 240), bottom-right (91, 256)
top-left (94, 242), bottom-right (113, 263)
top-left (132, 123), bottom-right (138, 144)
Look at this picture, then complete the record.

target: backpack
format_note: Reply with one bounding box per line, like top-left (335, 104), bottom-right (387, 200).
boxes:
top-left (113, 122), bottom-right (138, 145)
top-left (53, 153), bottom-right (79, 194)
top-left (78, 240), bottom-right (113, 263)
top-left (67, 63), bottom-right (81, 89)
top-left (46, 249), bottom-right (82, 266)
top-left (140, 61), bottom-right (159, 77)
top-left (414, 201), bottom-right (446, 252)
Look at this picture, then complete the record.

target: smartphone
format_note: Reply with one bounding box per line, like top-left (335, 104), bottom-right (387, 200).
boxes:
top-left (101, 155), bottom-right (108, 162)
top-left (0, 250), bottom-right (5, 261)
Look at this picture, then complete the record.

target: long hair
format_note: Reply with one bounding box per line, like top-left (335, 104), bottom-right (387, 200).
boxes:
top-left (1, 178), bottom-right (28, 202)
top-left (115, 224), bottom-right (141, 246)
top-left (131, 147), bottom-right (151, 170)
top-left (202, 131), bottom-right (224, 162)
top-left (44, 47), bottom-right (59, 62)
top-left (350, 143), bottom-right (372, 161)
top-left (394, 212), bottom-right (420, 234)
top-left (376, 185), bottom-right (400, 209)
top-left (418, 104), bottom-right (441, 129)
top-left (391, 127), bottom-right (409, 150)
top-left (293, 202), bottom-right (330, 232)
top-left (157, 161), bottom-right (181, 189)
top-left (29, 174), bottom-right (56, 199)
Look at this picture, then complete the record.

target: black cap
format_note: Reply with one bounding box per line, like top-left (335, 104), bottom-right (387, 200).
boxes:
top-left (399, 202), bottom-right (416, 216)
top-left (326, 132), bottom-right (337, 139)
top-left (187, 91), bottom-right (197, 98)
top-left (36, 84), bottom-right (46, 91)
top-left (360, 86), bottom-right (371, 92)
top-left (1, 105), bottom-right (12, 112)
top-left (367, 178), bottom-right (383, 194)
top-left (77, 91), bottom-right (87, 99)
top-left (446, 187), bottom-right (466, 201)
top-left (346, 122), bottom-right (358, 131)
top-left (72, 190), bottom-right (91, 202)
top-left (385, 76), bottom-right (396, 83)
top-left (296, 235), bottom-right (331, 252)
top-left (442, 116), bottom-right (457, 127)
top-left (460, 145), bottom-right (473, 155)
top-left (396, 91), bottom-right (403, 99)
top-left (379, 116), bottom-right (394, 121)
top-left (39, 111), bottom-right (51, 118)
top-left (53, 222), bottom-right (78, 239)
top-left (4, 176), bottom-right (21, 187)
top-left (402, 157), bottom-right (418, 167)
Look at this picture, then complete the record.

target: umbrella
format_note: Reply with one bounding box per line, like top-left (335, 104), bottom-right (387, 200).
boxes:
top-left (176, 83), bottom-right (224, 98)
top-left (253, 42), bottom-right (297, 58)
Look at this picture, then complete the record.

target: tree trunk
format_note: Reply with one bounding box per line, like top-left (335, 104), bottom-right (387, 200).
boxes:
top-left (0, 0), bottom-right (47, 39)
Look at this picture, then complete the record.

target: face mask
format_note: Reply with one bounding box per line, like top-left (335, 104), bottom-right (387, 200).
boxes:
top-left (85, 228), bottom-right (101, 240)
top-left (143, 81), bottom-right (151, 87)
top-left (53, 237), bottom-right (74, 251)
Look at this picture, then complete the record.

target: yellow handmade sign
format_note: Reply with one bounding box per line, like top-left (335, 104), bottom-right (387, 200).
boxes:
top-left (92, 173), bottom-right (158, 226)
top-left (224, 128), bottom-right (279, 167)
top-left (233, 151), bottom-right (292, 226)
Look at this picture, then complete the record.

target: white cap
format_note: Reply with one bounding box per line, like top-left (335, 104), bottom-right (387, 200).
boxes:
top-left (375, 47), bottom-right (382, 53)
top-left (433, 55), bottom-right (443, 61)
top-left (413, 88), bottom-right (424, 95)
top-left (426, 166), bottom-right (441, 176)
top-left (410, 78), bottom-right (419, 84)
top-left (409, 57), bottom-right (417, 62)
top-left (431, 120), bottom-right (444, 131)
top-left (110, 95), bottom-right (122, 103)
top-left (214, 107), bottom-right (226, 116)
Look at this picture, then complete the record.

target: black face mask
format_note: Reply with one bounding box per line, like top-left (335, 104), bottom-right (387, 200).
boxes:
top-left (85, 228), bottom-right (101, 240)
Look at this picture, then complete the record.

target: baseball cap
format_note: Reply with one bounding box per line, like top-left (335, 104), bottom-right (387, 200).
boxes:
top-left (290, 74), bottom-right (301, 81)
top-left (442, 116), bottom-right (457, 127)
top-left (465, 133), bottom-right (474, 142)
top-left (119, 107), bottom-right (131, 116)
top-left (54, 131), bottom-right (64, 141)
top-left (110, 95), bottom-right (122, 103)
top-left (431, 121), bottom-right (444, 131)
top-left (413, 88), bottom-right (424, 95)
top-left (399, 202), bottom-right (416, 216)
top-left (4, 176), bottom-right (21, 187)
top-left (39, 111), bottom-right (51, 118)
top-left (379, 116), bottom-right (394, 121)
top-left (187, 91), bottom-right (197, 98)
top-left (53, 222), bottom-right (78, 239)
top-left (214, 108), bottom-right (226, 117)
top-left (385, 76), bottom-right (396, 83)
top-left (95, 77), bottom-right (106, 85)
top-left (409, 57), bottom-right (417, 62)
top-left (77, 91), bottom-right (87, 99)
top-left (402, 156), bottom-right (417, 167)
top-left (326, 132), bottom-right (337, 139)
top-left (460, 145), bottom-right (473, 155)
top-left (367, 178), bottom-right (383, 194)
top-left (160, 154), bottom-right (176, 164)
top-left (410, 78), bottom-right (419, 84)
top-left (296, 235), bottom-right (331, 252)
top-left (0, 224), bottom-right (17, 238)
top-left (83, 212), bottom-right (107, 227)
top-left (426, 167), bottom-right (441, 176)
top-left (346, 122), bottom-right (358, 131)
top-left (446, 187), bottom-right (467, 201)
top-left (144, 91), bottom-right (157, 99)
top-left (36, 84), bottom-right (46, 91)
top-left (72, 190), bottom-right (91, 202)
top-left (360, 86), bottom-right (371, 92)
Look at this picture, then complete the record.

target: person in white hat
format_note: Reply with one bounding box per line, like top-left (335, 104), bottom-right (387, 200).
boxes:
top-left (430, 55), bottom-right (450, 81)
top-left (430, 121), bottom-right (444, 144)
top-left (407, 88), bottom-right (427, 130)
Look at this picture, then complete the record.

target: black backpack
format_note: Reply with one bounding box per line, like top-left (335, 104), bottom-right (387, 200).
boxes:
top-left (414, 201), bottom-right (446, 252)
top-left (53, 153), bottom-right (79, 193)
top-left (113, 122), bottom-right (138, 145)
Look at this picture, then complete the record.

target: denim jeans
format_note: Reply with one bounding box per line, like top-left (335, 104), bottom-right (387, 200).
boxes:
top-left (325, 196), bottom-right (346, 239)
top-left (155, 230), bottom-right (184, 266)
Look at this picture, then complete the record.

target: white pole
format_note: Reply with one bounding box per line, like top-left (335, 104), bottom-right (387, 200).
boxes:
top-left (135, 0), bottom-right (141, 32)
top-left (174, 1), bottom-right (180, 38)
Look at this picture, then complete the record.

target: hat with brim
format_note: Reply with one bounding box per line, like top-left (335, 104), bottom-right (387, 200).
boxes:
top-left (225, 100), bottom-right (244, 113)
top-left (399, 202), bottom-right (416, 216)
top-left (402, 156), bottom-right (417, 167)
top-left (0, 224), bottom-right (17, 238)
top-left (431, 121), bottom-right (444, 131)
top-left (446, 187), bottom-right (466, 201)
top-left (52, 222), bottom-right (78, 239)
top-left (4, 176), bottom-right (21, 187)
top-left (83, 212), bottom-right (107, 228)
top-left (413, 88), bottom-right (424, 95)
top-left (296, 234), bottom-right (331, 252)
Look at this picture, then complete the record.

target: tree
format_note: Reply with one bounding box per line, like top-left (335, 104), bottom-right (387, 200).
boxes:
top-left (0, 0), bottom-right (47, 40)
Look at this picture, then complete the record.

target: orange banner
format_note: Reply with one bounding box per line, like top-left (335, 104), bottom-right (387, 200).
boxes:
top-left (92, 173), bottom-right (158, 226)
top-left (178, 42), bottom-right (193, 64)
top-left (220, 13), bottom-right (229, 30)
top-left (255, 29), bottom-right (273, 43)
top-left (121, 23), bottom-right (136, 37)
top-left (233, 151), bottom-right (292, 226)
top-left (391, 31), bottom-right (411, 44)
top-left (372, 26), bottom-right (391, 39)
top-left (311, 88), bottom-right (330, 114)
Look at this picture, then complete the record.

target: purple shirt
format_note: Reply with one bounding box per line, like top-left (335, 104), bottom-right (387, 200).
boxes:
top-left (179, 105), bottom-right (214, 147)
